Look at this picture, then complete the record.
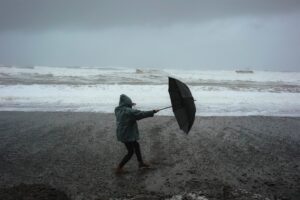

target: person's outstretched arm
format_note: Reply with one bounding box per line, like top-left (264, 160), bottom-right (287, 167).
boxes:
top-left (130, 109), bottom-right (159, 121)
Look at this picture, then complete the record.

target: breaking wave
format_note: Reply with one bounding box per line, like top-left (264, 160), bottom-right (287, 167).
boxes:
top-left (0, 65), bottom-right (300, 116)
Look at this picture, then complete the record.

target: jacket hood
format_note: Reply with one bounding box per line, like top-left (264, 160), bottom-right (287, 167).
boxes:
top-left (118, 94), bottom-right (133, 107)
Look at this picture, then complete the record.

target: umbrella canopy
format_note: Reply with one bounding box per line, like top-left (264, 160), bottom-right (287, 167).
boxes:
top-left (168, 77), bottom-right (196, 134)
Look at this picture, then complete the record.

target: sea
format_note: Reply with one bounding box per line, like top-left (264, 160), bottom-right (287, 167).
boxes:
top-left (0, 65), bottom-right (300, 116)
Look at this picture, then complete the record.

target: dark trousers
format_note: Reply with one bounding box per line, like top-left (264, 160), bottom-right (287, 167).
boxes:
top-left (118, 141), bottom-right (143, 168)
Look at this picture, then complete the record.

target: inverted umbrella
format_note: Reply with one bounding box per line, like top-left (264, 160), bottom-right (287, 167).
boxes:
top-left (159, 77), bottom-right (196, 134)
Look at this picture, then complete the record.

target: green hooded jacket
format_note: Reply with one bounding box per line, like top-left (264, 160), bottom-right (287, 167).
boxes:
top-left (114, 94), bottom-right (154, 142)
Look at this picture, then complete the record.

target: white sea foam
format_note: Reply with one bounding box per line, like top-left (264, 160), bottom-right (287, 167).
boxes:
top-left (1, 65), bottom-right (299, 116)
top-left (1, 65), bottom-right (300, 87)
top-left (0, 84), bottom-right (299, 116)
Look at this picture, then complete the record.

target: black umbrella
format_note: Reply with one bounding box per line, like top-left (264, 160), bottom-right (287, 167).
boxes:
top-left (159, 77), bottom-right (196, 134)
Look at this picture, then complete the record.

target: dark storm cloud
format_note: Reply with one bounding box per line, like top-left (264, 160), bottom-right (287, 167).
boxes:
top-left (0, 0), bottom-right (300, 31)
top-left (0, 0), bottom-right (300, 70)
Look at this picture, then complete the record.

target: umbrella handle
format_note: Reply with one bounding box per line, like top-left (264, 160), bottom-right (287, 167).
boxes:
top-left (158, 100), bottom-right (196, 111)
top-left (158, 106), bottom-right (172, 111)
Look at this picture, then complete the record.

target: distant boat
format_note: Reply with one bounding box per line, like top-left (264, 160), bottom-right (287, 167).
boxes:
top-left (235, 70), bottom-right (254, 74)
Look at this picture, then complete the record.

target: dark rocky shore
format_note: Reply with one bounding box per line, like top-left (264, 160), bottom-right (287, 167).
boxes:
top-left (0, 112), bottom-right (299, 200)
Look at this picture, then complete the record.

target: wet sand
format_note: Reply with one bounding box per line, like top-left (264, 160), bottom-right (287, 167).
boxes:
top-left (0, 112), bottom-right (299, 200)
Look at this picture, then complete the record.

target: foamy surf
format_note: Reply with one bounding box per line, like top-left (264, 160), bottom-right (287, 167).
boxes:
top-left (0, 65), bottom-right (299, 116)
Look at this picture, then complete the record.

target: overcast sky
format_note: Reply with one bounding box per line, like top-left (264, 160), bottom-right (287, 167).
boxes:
top-left (0, 0), bottom-right (300, 71)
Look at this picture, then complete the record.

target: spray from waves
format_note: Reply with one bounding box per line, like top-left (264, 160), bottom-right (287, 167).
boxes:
top-left (1, 65), bottom-right (300, 116)
top-left (1, 65), bottom-right (300, 93)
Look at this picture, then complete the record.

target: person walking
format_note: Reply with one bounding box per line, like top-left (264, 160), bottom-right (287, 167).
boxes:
top-left (114, 94), bottom-right (159, 174)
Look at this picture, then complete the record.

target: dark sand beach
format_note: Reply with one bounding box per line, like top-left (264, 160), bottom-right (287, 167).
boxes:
top-left (0, 112), bottom-right (299, 200)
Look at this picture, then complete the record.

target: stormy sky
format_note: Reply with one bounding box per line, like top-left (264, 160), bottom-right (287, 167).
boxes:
top-left (0, 0), bottom-right (300, 71)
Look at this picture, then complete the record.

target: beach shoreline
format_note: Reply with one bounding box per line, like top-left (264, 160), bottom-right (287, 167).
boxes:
top-left (0, 111), bottom-right (299, 200)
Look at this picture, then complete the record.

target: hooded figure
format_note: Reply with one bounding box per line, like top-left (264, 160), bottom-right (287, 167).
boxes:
top-left (114, 94), bottom-right (158, 173)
